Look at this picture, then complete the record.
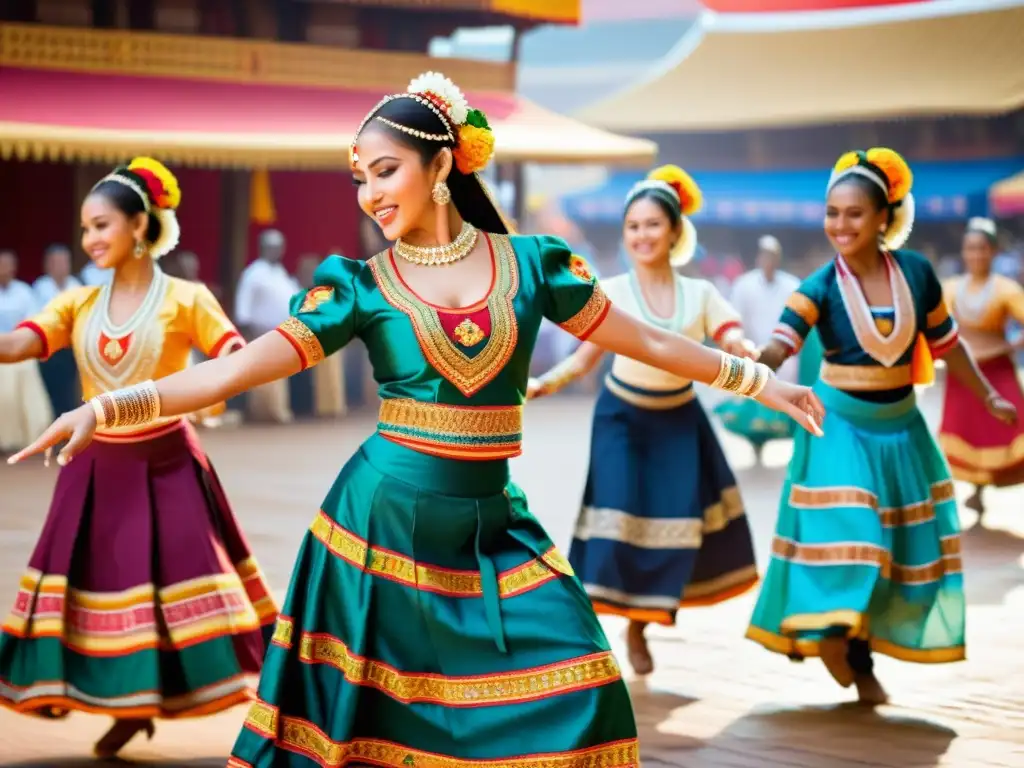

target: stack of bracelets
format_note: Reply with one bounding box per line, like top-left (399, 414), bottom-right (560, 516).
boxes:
top-left (712, 354), bottom-right (773, 398)
top-left (90, 380), bottom-right (162, 429)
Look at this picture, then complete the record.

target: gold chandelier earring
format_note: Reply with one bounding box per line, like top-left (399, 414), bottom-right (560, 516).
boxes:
top-left (133, 239), bottom-right (147, 259)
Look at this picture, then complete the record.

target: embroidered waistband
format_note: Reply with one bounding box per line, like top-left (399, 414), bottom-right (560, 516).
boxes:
top-left (377, 399), bottom-right (522, 461)
top-left (819, 362), bottom-right (913, 391)
top-left (604, 374), bottom-right (695, 409)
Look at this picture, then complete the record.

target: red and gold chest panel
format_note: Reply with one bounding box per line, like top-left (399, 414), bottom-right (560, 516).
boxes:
top-left (78, 270), bottom-right (168, 393)
top-left (369, 233), bottom-right (520, 397)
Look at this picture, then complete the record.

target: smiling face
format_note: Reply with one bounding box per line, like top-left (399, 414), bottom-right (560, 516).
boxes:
top-left (80, 193), bottom-right (147, 270)
top-left (352, 126), bottom-right (447, 243)
top-left (623, 196), bottom-right (679, 268)
top-left (824, 180), bottom-right (889, 259)
top-left (962, 230), bottom-right (995, 276)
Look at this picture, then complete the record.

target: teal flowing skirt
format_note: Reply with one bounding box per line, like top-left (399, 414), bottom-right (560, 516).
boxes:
top-left (714, 329), bottom-right (826, 447)
top-left (229, 433), bottom-right (638, 767)
top-left (746, 382), bottom-right (965, 666)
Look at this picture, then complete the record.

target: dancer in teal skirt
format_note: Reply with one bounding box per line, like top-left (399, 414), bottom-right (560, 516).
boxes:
top-left (748, 147), bottom-right (1017, 704)
top-left (11, 72), bottom-right (825, 765)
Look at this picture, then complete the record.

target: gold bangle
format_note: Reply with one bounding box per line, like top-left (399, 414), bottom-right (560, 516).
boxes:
top-left (713, 354), bottom-right (747, 393)
top-left (89, 380), bottom-right (162, 429)
top-left (742, 363), bottom-right (773, 398)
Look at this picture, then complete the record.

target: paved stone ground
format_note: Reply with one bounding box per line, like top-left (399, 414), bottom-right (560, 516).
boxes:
top-left (1, 385), bottom-right (1022, 766)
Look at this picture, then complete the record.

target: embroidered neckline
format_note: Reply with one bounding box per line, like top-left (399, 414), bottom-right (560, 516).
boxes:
top-left (835, 252), bottom-right (916, 368)
top-left (370, 233), bottom-right (520, 396)
top-left (81, 269), bottom-right (168, 391)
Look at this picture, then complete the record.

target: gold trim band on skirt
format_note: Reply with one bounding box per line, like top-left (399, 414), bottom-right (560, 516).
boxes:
top-left (819, 362), bottom-right (913, 391)
top-left (376, 398), bottom-right (523, 460)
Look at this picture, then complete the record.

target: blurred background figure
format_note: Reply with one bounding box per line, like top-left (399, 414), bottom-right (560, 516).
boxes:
top-left (0, 249), bottom-right (52, 452)
top-left (32, 243), bottom-right (81, 415)
top-left (235, 229), bottom-right (296, 424)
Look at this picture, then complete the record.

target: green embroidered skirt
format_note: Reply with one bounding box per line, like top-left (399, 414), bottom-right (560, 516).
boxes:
top-left (229, 433), bottom-right (638, 767)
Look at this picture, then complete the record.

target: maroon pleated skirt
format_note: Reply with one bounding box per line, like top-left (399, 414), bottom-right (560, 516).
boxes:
top-left (0, 419), bottom-right (278, 719)
top-left (938, 353), bottom-right (1024, 487)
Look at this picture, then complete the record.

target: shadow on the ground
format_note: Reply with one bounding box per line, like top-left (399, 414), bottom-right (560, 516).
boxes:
top-left (693, 702), bottom-right (957, 767)
top-left (627, 679), bottom-right (705, 763)
top-left (962, 523), bottom-right (1024, 606)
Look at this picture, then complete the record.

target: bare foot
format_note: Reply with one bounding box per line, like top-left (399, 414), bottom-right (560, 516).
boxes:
top-left (93, 718), bottom-right (155, 759)
top-left (855, 673), bottom-right (889, 706)
top-left (626, 621), bottom-right (654, 676)
top-left (819, 637), bottom-right (855, 688)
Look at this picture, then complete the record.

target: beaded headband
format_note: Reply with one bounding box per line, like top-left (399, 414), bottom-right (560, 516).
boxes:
top-left (93, 173), bottom-right (151, 213)
top-left (828, 164), bottom-right (888, 196)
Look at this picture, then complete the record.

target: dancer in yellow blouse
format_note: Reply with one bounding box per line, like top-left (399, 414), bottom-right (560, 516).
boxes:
top-left (0, 158), bottom-right (276, 758)
top-left (938, 217), bottom-right (1024, 517)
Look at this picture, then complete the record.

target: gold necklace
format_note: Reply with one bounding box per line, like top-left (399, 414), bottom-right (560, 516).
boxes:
top-left (394, 221), bottom-right (478, 266)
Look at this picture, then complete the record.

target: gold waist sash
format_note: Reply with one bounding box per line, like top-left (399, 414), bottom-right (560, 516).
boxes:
top-left (377, 399), bottom-right (522, 460)
top-left (819, 362), bottom-right (913, 391)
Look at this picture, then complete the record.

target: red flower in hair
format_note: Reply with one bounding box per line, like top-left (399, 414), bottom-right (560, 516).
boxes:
top-left (131, 167), bottom-right (171, 208)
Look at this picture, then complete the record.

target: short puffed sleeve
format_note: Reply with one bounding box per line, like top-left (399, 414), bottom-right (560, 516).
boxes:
top-left (275, 255), bottom-right (362, 369)
top-left (906, 251), bottom-right (958, 356)
top-left (772, 266), bottom-right (830, 354)
top-left (189, 283), bottom-right (245, 358)
top-left (16, 285), bottom-right (93, 360)
top-left (536, 234), bottom-right (610, 340)
top-left (701, 281), bottom-right (742, 343)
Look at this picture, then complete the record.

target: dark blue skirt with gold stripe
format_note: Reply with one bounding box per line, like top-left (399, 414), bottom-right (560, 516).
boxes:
top-left (567, 375), bottom-right (759, 626)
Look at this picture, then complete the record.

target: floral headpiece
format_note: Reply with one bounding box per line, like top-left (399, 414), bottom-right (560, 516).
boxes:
top-left (93, 156), bottom-right (181, 260)
top-left (350, 71), bottom-right (496, 175)
top-left (828, 147), bottom-right (915, 250)
top-left (625, 165), bottom-right (702, 266)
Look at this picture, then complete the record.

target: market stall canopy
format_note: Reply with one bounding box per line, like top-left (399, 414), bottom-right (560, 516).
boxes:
top-left (577, 0), bottom-right (1024, 131)
top-left (0, 24), bottom-right (654, 169)
top-left (562, 157), bottom-right (1024, 227)
top-left (991, 170), bottom-right (1024, 217)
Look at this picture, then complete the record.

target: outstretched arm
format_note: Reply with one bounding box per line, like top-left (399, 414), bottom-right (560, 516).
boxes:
top-left (757, 338), bottom-right (794, 372)
top-left (9, 331), bottom-right (303, 465)
top-left (0, 328), bottom-right (44, 364)
top-left (528, 340), bottom-right (605, 398)
top-left (943, 340), bottom-right (1016, 424)
top-left (151, 331), bottom-right (301, 416)
top-left (585, 305), bottom-right (824, 432)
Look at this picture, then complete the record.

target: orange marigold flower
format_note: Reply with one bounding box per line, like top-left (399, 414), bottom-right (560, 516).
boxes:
top-left (865, 147), bottom-right (913, 203)
top-left (454, 125), bottom-right (495, 174)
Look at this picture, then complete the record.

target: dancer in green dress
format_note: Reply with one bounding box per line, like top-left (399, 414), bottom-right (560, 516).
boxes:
top-left (12, 72), bottom-right (824, 766)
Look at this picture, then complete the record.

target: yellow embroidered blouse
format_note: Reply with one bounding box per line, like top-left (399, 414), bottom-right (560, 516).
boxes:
top-left (943, 274), bottom-right (1024, 362)
top-left (18, 269), bottom-right (243, 436)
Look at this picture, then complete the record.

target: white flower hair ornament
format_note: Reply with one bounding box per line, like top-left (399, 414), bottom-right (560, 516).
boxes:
top-left (350, 72), bottom-right (495, 175)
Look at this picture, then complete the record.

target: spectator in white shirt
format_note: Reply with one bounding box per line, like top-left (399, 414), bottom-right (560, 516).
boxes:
top-left (0, 249), bottom-right (53, 452)
top-left (32, 244), bottom-right (82, 415)
top-left (714, 236), bottom-right (802, 463)
top-left (235, 230), bottom-right (296, 423)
